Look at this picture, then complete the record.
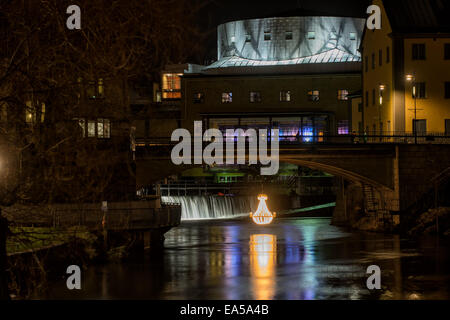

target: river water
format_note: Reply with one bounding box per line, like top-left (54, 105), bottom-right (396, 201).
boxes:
top-left (44, 217), bottom-right (450, 300)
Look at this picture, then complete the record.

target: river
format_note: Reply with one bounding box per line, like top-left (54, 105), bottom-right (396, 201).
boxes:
top-left (43, 217), bottom-right (450, 300)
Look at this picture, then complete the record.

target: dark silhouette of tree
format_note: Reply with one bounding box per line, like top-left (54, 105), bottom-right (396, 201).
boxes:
top-left (0, 0), bottom-right (205, 298)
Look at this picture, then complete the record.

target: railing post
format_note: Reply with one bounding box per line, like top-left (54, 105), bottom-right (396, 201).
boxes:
top-left (0, 211), bottom-right (10, 300)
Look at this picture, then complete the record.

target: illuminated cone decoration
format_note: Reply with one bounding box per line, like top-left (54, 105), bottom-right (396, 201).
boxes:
top-left (250, 194), bottom-right (276, 225)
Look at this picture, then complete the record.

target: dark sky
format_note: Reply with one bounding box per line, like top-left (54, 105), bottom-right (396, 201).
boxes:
top-left (197, 0), bottom-right (371, 62)
top-left (207, 0), bottom-right (371, 24)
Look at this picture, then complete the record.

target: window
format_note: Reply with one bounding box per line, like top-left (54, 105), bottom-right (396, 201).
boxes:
top-left (365, 91), bottom-right (369, 107)
top-left (379, 49), bottom-right (383, 66)
top-left (386, 46), bottom-right (390, 63)
top-left (365, 56), bottom-right (368, 72)
top-left (285, 31), bottom-right (293, 40)
top-left (413, 119), bottom-right (427, 135)
top-left (372, 89), bottom-right (376, 105)
top-left (349, 32), bottom-right (356, 40)
top-left (77, 118), bottom-right (85, 137)
top-left (78, 118), bottom-right (111, 139)
top-left (86, 79), bottom-right (104, 99)
top-left (338, 90), bottom-right (349, 101)
top-left (280, 91), bottom-right (291, 102)
top-left (372, 53), bottom-right (375, 69)
top-left (245, 34), bottom-right (251, 43)
top-left (358, 103), bottom-right (363, 113)
top-left (308, 90), bottom-right (320, 101)
top-left (162, 73), bottom-right (182, 99)
top-left (446, 119), bottom-right (450, 135)
top-left (412, 44), bottom-right (426, 60)
top-left (222, 92), bottom-right (232, 103)
top-left (445, 44), bottom-right (450, 60)
top-left (87, 120), bottom-right (96, 137)
top-left (338, 120), bottom-right (349, 135)
top-left (193, 93), bottom-right (204, 104)
top-left (264, 32), bottom-right (271, 41)
top-left (307, 31), bottom-right (315, 40)
top-left (249, 91), bottom-right (262, 103)
top-left (230, 36), bottom-right (236, 43)
top-left (97, 118), bottom-right (111, 139)
top-left (445, 82), bottom-right (450, 99)
top-left (414, 82), bottom-right (426, 99)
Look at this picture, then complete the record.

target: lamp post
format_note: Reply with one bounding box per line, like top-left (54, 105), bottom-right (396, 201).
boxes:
top-left (406, 73), bottom-right (417, 144)
top-left (379, 84), bottom-right (385, 142)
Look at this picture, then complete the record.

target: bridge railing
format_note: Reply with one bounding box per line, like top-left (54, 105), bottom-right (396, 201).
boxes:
top-left (3, 203), bottom-right (182, 231)
top-left (136, 131), bottom-right (450, 146)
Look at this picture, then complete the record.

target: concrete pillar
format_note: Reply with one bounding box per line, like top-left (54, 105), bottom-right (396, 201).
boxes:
top-left (332, 177), bottom-right (348, 226)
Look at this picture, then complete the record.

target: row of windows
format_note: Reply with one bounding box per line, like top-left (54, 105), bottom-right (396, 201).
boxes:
top-left (365, 46), bottom-right (390, 72)
top-left (193, 90), bottom-right (350, 104)
top-left (238, 31), bottom-right (357, 42)
top-left (76, 118), bottom-right (111, 139)
top-left (365, 82), bottom-right (450, 107)
top-left (411, 43), bottom-right (450, 60)
top-left (365, 44), bottom-right (450, 72)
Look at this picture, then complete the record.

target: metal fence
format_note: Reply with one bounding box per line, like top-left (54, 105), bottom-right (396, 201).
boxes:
top-left (4, 204), bottom-right (182, 231)
top-left (136, 132), bottom-right (450, 146)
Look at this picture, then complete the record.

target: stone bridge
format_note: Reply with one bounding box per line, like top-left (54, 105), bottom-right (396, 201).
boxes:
top-left (135, 142), bottom-right (450, 229)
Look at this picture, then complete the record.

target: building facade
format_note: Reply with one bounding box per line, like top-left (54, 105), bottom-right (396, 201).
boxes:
top-left (361, 0), bottom-right (450, 135)
top-left (172, 15), bottom-right (366, 141)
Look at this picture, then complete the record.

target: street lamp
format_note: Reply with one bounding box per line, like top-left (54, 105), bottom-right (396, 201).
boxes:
top-left (406, 73), bottom-right (417, 144)
top-left (379, 84), bottom-right (385, 141)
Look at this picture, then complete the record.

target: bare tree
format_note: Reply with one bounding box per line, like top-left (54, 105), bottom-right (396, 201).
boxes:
top-left (0, 0), bottom-right (205, 298)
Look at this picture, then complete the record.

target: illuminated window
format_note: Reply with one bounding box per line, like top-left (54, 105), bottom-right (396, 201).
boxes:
top-left (308, 90), bottom-right (319, 101)
top-left (86, 79), bottom-right (104, 99)
top-left (338, 90), bottom-right (348, 101)
top-left (40, 103), bottom-right (45, 123)
top-left (350, 32), bottom-right (356, 40)
top-left (193, 93), bottom-right (204, 104)
top-left (412, 44), bottom-right (426, 60)
top-left (250, 91), bottom-right (261, 103)
top-left (222, 92), bottom-right (232, 103)
top-left (76, 118), bottom-right (110, 139)
top-left (285, 31), bottom-right (293, 40)
top-left (87, 120), bottom-right (96, 137)
top-left (231, 36), bottom-right (236, 43)
top-left (25, 100), bottom-right (35, 124)
top-left (338, 120), bottom-right (349, 135)
top-left (76, 118), bottom-right (86, 137)
top-left (245, 34), bottom-right (251, 43)
top-left (307, 31), bottom-right (315, 40)
top-left (162, 73), bottom-right (182, 99)
top-left (97, 118), bottom-right (111, 139)
top-left (280, 91), bottom-right (291, 102)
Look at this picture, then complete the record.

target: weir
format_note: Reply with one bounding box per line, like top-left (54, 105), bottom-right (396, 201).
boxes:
top-left (161, 196), bottom-right (257, 220)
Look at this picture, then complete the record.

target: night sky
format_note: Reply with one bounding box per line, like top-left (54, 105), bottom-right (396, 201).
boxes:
top-left (198, 0), bottom-right (371, 62)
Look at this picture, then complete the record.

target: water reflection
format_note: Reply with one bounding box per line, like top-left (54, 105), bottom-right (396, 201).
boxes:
top-left (249, 234), bottom-right (277, 300)
top-left (42, 218), bottom-right (450, 300)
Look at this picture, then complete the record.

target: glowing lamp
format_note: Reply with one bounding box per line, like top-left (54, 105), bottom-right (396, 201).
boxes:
top-left (250, 194), bottom-right (276, 225)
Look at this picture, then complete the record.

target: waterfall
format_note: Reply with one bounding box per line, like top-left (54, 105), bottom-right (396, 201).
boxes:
top-left (161, 196), bottom-right (257, 220)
